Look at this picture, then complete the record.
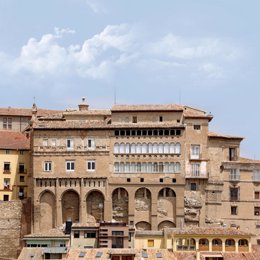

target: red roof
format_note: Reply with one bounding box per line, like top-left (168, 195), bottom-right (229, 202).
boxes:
top-left (0, 131), bottom-right (30, 150)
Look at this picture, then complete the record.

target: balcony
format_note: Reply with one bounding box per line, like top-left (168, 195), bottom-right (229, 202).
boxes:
top-left (19, 169), bottom-right (27, 174)
top-left (190, 153), bottom-right (201, 160)
top-left (3, 169), bottom-right (11, 174)
top-left (185, 171), bottom-right (208, 179)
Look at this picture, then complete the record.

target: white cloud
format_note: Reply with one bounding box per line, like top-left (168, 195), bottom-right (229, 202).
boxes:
top-left (0, 25), bottom-right (241, 81)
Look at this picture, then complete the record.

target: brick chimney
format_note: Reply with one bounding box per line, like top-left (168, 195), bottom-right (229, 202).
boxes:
top-left (78, 97), bottom-right (89, 111)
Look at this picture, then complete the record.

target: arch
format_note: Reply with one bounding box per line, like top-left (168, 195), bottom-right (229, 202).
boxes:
top-left (112, 188), bottom-right (129, 223)
top-left (164, 143), bottom-right (170, 154)
top-left (158, 220), bottom-right (175, 230)
top-left (158, 188), bottom-right (176, 198)
top-left (141, 143), bottom-right (147, 154)
top-left (135, 221), bottom-right (151, 231)
top-left (199, 238), bottom-right (209, 251)
top-left (225, 239), bottom-right (235, 252)
top-left (39, 190), bottom-right (56, 231)
top-left (135, 188), bottom-right (151, 211)
top-left (212, 238), bottom-right (222, 251)
top-left (238, 239), bottom-right (249, 252)
top-left (86, 190), bottom-right (104, 223)
top-left (61, 190), bottom-right (80, 223)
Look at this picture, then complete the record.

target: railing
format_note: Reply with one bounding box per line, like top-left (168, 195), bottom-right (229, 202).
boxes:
top-left (43, 247), bottom-right (68, 254)
top-left (186, 172), bottom-right (208, 179)
top-left (3, 169), bottom-right (11, 174)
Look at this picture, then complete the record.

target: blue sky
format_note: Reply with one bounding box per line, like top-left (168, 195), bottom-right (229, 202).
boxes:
top-left (0, 0), bottom-right (259, 158)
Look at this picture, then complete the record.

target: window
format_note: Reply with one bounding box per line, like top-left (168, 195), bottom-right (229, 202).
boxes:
top-left (193, 125), bottom-right (201, 130)
top-left (84, 232), bottom-right (96, 238)
top-left (74, 231), bottom-right (80, 238)
top-left (3, 195), bottom-right (9, 201)
top-left (255, 207), bottom-right (260, 216)
top-left (19, 176), bottom-right (25, 183)
top-left (66, 161), bottom-right (75, 172)
top-left (229, 148), bottom-right (237, 161)
top-left (3, 178), bottom-right (10, 189)
top-left (191, 163), bottom-right (200, 177)
top-left (4, 162), bottom-right (10, 172)
top-left (42, 139), bottom-right (48, 147)
top-left (87, 138), bottom-right (96, 150)
top-left (191, 145), bottom-right (200, 159)
top-left (51, 139), bottom-right (56, 146)
top-left (67, 139), bottom-right (74, 150)
top-left (3, 117), bottom-right (12, 129)
top-left (140, 178), bottom-right (144, 182)
top-left (190, 183), bottom-right (197, 191)
top-left (231, 206), bottom-right (237, 215)
top-left (230, 169), bottom-right (240, 181)
top-left (44, 161), bottom-right (52, 172)
top-left (230, 187), bottom-right (239, 201)
top-left (5, 150), bottom-right (10, 154)
top-left (255, 191), bottom-right (260, 199)
top-left (87, 161), bottom-right (95, 171)
top-left (148, 240), bottom-right (154, 247)
top-left (132, 116), bottom-right (137, 123)
top-left (253, 170), bottom-right (260, 181)
top-left (19, 163), bottom-right (25, 173)
top-left (159, 116), bottom-right (163, 122)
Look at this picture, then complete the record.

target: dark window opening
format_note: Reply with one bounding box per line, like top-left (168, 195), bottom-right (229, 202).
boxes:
top-left (120, 130), bottom-right (125, 136)
top-left (140, 178), bottom-right (144, 182)
top-left (132, 116), bottom-right (137, 123)
top-left (172, 178), bottom-right (176, 183)
top-left (115, 130), bottom-right (119, 136)
top-left (176, 129), bottom-right (181, 135)
top-left (127, 178), bottom-right (131, 182)
top-left (193, 125), bottom-right (201, 130)
top-left (170, 129), bottom-right (175, 135)
top-left (159, 178), bottom-right (163, 183)
top-left (164, 130), bottom-right (169, 135)
top-left (159, 116), bottom-right (163, 122)
top-left (159, 130), bottom-right (164, 136)
top-left (231, 206), bottom-right (237, 215)
top-left (190, 183), bottom-right (197, 191)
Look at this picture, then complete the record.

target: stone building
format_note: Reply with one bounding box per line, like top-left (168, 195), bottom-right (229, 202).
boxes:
top-left (30, 99), bottom-right (260, 245)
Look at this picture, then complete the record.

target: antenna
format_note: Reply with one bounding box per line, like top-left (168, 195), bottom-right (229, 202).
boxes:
top-left (33, 96), bottom-right (36, 104)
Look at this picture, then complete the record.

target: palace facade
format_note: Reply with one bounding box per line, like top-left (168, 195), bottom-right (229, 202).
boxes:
top-left (30, 99), bottom-right (260, 245)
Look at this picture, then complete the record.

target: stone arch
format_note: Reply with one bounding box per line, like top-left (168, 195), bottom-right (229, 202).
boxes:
top-left (86, 190), bottom-right (105, 223)
top-left (39, 190), bottom-right (56, 231)
top-left (158, 220), bottom-right (175, 230)
top-left (112, 188), bottom-right (129, 223)
top-left (157, 188), bottom-right (176, 225)
top-left (136, 221), bottom-right (151, 231)
top-left (135, 188), bottom-right (152, 225)
top-left (199, 238), bottom-right (209, 251)
top-left (212, 238), bottom-right (222, 251)
top-left (61, 190), bottom-right (80, 223)
top-left (225, 239), bottom-right (235, 251)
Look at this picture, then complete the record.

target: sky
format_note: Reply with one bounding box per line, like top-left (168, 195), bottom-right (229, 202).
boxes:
top-left (0, 0), bottom-right (259, 158)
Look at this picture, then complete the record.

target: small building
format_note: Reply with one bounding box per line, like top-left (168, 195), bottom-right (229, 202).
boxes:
top-left (0, 131), bottom-right (30, 201)
top-left (21, 228), bottom-right (70, 260)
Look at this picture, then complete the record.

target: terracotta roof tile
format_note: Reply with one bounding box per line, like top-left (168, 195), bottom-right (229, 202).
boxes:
top-left (24, 228), bottom-right (69, 238)
top-left (0, 131), bottom-right (30, 150)
top-left (0, 107), bottom-right (62, 117)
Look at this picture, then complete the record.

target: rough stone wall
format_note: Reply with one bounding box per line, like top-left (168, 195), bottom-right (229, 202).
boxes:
top-left (0, 200), bottom-right (31, 260)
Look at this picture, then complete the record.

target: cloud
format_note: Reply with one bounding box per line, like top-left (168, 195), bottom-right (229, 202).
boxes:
top-left (85, 0), bottom-right (106, 14)
top-left (0, 24), bottom-right (241, 81)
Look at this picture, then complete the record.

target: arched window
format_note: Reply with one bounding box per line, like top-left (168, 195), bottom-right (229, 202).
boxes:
top-left (169, 143), bottom-right (175, 154)
top-left (164, 162), bottom-right (169, 173)
top-left (175, 143), bottom-right (181, 154)
top-left (119, 163), bottom-right (124, 172)
top-left (119, 143), bottom-right (125, 154)
top-left (153, 163), bottom-right (158, 173)
top-left (175, 162), bottom-right (181, 173)
top-left (141, 143), bottom-right (148, 154)
top-left (131, 143), bottom-right (136, 154)
top-left (148, 143), bottom-right (153, 154)
top-left (114, 162), bottom-right (119, 173)
top-left (158, 143), bottom-right (164, 153)
top-left (169, 163), bottom-right (174, 173)
top-left (152, 143), bottom-right (158, 153)
top-left (141, 163), bottom-right (147, 173)
top-left (130, 163), bottom-right (136, 173)
top-left (164, 143), bottom-right (170, 154)
top-left (137, 163), bottom-right (141, 172)
top-left (114, 143), bottom-right (119, 154)
top-left (125, 163), bottom-right (130, 173)
top-left (136, 143), bottom-right (142, 154)
top-left (147, 163), bottom-right (153, 172)
top-left (125, 143), bottom-right (130, 154)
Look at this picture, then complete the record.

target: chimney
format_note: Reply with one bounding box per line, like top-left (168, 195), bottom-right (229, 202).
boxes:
top-left (78, 97), bottom-right (89, 111)
top-left (31, 103), bottom-right (38, 122)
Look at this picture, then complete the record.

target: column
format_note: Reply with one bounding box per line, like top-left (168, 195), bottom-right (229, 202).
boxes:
top-left (209, 239), bottom-right (212, 252)
top-left (235, 239), bottom-right (239, 253)
top-left (151, 191), bottom-right (158, 230)
top-left (222, 240), bottom-right (225, 252)
top-left (195, 239), bottom-right (199, 251)
top-left (55, 179), bottom-right (62, 226)
top-left (249, 240), bottom-right (252, 253)
top-left (80, 178), bottom-right (87, 223)
top-left (173, 239), bottom-right (177, 251)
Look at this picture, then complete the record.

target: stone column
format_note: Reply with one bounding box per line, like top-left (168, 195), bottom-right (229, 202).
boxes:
top-left (173, 239), bottom-right (177, 251)
top-left (80, 178), bottom-right (87, 224)
top-left (151, 192), bottom-right (158, 230)
top-left (235, 239), bottom-right (239, 253)
top-left (249, 240), bottom-right (252, 253)
top-left (128, 188), bottom-right (135, 224)
top-left (209, 238), bottom-right (212, 252)
top-left (222, 240), bottom-right (225, 252)
top-left (195, 239), bottom-right (199, 251)
top-left (55, 179), bottom-right (62, 227)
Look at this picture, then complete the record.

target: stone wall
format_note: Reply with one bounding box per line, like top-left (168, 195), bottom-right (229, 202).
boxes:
top-left (0, 199), bottom-right (31, 260)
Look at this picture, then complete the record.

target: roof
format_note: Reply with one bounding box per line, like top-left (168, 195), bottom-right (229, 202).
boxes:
top-left (111, 104), bottom-right (184, 112)
top-left (0, 107), bottom-right (62, 117)
top-left (208, 132), bottom-right (243, 140)
top-left (0, 131), bottom-right (30, 150)
top-left (63, 109), bottom-right (111, 116)
top-left (23, 228), bottom-right (69, 239)
top-left (166, 227), bottom-right (252, 237)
